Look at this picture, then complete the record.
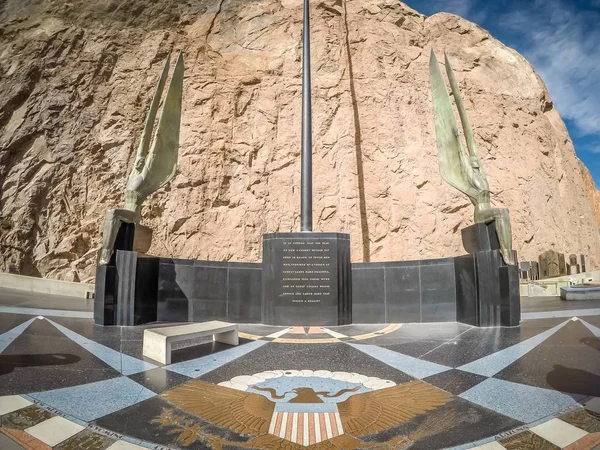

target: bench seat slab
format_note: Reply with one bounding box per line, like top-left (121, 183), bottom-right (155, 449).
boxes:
top-left (143, 321), bottom-right (239, 365)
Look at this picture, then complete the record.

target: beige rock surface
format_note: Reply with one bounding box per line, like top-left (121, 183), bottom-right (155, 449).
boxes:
top-left (581, 161), bottom-right (600, 227)
top-left (1, 0), bottom-right (599, 281)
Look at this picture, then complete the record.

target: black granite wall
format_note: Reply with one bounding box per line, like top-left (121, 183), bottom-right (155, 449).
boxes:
top-left (351, 257), bottom-right (457, 324)
top-left (156, 258), bottom-right (262, 323)
top-left (156, 256), bottom-right (456, 324)
top-left (96, 246), bottom-right (517, 326)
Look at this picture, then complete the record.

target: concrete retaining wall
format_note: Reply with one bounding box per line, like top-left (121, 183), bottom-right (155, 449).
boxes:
top-left (0, 272), bottom-right (94, 298)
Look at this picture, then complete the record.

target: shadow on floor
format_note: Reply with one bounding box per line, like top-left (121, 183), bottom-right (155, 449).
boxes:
top-left (0, 354), bottom-right (80, 376)
top-left (169, 338), bottom-right (255, 364)
top-left (546, 364), bottom-right (600, 397)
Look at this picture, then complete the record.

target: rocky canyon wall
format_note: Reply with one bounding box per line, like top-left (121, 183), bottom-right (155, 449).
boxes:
top-left (1, 0), bottom-right (599, 282)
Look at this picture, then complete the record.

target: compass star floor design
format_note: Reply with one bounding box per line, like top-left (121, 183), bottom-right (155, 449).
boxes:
top-left (0, 288), bottom-right (599, 449)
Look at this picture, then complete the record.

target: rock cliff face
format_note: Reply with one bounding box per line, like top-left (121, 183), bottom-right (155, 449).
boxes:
top-left (1, 0), bottom-right (599, 282)
top-left (582, 163), bottom-right (600, 229)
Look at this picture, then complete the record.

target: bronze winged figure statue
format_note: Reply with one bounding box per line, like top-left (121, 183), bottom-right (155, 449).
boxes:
top-left (429, 49), bottom-right (515, 265)
top-left (98, 52), bottom-right (184, 265)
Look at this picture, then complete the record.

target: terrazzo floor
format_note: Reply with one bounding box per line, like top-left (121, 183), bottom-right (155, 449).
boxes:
top-left (0, 288), bottom-right (599, 449)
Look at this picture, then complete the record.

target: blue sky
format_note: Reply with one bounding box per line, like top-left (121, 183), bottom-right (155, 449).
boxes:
top-left (403, 0), bottom-right (600, 185)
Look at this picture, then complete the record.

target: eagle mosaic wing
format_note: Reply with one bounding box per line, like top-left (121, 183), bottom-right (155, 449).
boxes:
top-left (161, 379), bottom-right (275, 435)
top-left (428, 50), bottom-right (479, 200)
top-left (337, 380), bottom-right (453, 437)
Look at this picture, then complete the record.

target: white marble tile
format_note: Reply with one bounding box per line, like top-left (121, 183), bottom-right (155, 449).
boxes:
top-left (106, 440), bottom-right (147, 449)
top-left (25, 416), bottom-right (85, 446)
top-left (471, 441), bottom-right (506, 449)
top-left (0, 395), bottom-right (32, 416)
top-left (530, 418), bottom-right (588, 447)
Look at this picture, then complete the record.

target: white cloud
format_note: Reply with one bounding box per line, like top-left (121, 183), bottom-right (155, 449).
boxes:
top-left (426, 0), bottom-right (488, 23)
top-left (432, 0), bottom-right (475, 17)
top-left (499, 0), bottom-right (600, 137)
top-left (583, 142), bottom-right (600, 153)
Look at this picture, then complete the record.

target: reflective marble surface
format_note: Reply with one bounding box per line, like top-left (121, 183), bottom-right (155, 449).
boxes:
top-left (0, 288), bottom-right (599, 449)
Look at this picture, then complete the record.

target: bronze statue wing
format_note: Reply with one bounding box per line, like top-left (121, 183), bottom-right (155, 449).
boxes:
top-left (337, 380), bottom-right (453, 437)
top-left (429, 50), bottom-right (479, 200)
top-left (161, 379), bottom-right (275, 435)
top-left (136, 51), bottom-right (184, 199)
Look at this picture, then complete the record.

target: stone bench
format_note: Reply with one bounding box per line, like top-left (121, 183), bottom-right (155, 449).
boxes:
top-left (142, 321), bottom-right (239, 364)
top-left (560, 285), bottom-right (600, 301)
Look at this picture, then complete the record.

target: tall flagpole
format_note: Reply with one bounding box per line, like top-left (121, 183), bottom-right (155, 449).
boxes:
top-left (300, 0), bottom-right (313, 232)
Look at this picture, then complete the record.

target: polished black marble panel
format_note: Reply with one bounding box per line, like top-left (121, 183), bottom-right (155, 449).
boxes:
top-left (115, 250), bottom-right (137, 326)
top-left (500, 264), bottom-right (520, 326)
top-left (262, 233), bottom-right (352, 326)
top-left (419, 257), bottom-right (457, 267)
top-left (190, 265), bottom-right (227, 322)
top-left (134, 256), bottom-right (158, 324)
top-left (156, 260), bottom-right (263, 323)
top-left (192, 265), bottom-right (228, 302)
top-left (384, 265), bottom-right (421, 323)
top-left (351, 267), bottom-right (385, 323)
top-left (455, 254), bottom-right (478, 326)
top-left (157, 261), bottom-right (193, 322)
top-left (110, 222), bottom-right (135, 265)
top-left (94, 265), bottom-right (116, 326)
top-left (161, 257), bottom-right (194, 266)
top-left (353, 258), bottom-right (459, 324)
top-left (227, 267), bottom-right (262, 323)
top-left (475, 250), bottom-right (503, 327)
top-left (192, 298), bottom-right (227, 322)
top-left (454, 249), bottom-right (520, 327)
top-left (420, 263), bottom-right (456, 322)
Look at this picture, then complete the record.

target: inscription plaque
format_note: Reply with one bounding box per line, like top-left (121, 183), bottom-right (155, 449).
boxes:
top-left (262, 232), bottom-right (352, 326)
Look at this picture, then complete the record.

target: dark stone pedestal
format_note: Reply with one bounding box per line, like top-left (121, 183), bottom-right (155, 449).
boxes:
top-left (461, 221), bottom-right (500, 253)
top-left (94, 250), bottom-right (158, 326)
top-left (500, 264), bottom-right (520, 326)
top-left (94, 265), bottom-right (116, 326)
top-left (455, 223), bottom-right (520, 327)
top-left (262, 232), bottom-right (352, 326)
